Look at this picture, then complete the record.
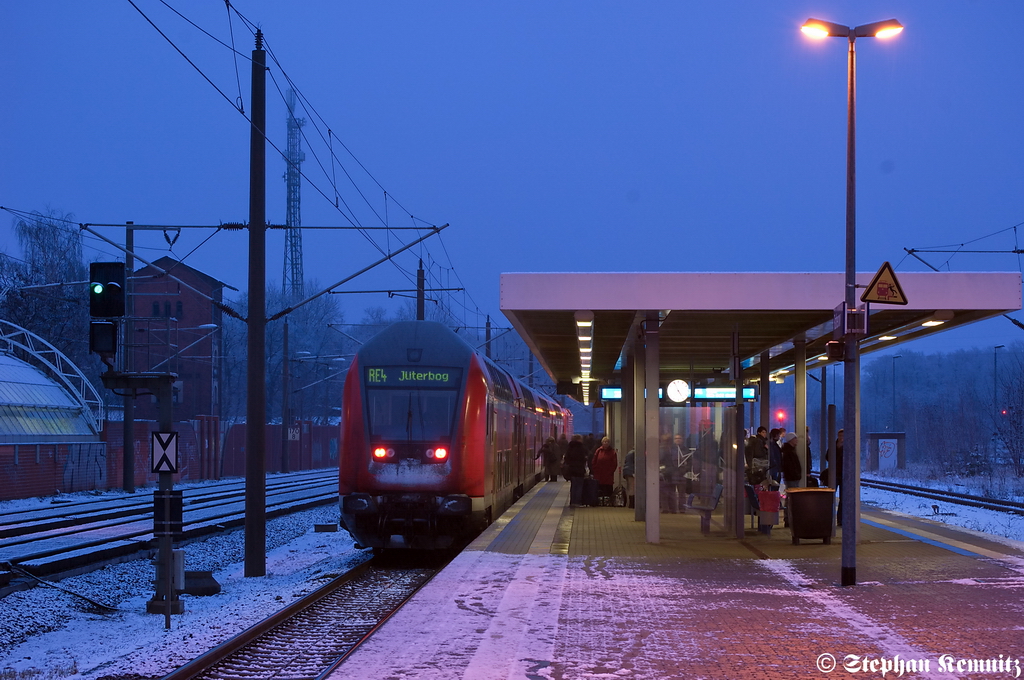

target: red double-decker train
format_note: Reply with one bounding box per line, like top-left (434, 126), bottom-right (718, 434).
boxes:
top-left (339, 321), bottom-right (572, 551)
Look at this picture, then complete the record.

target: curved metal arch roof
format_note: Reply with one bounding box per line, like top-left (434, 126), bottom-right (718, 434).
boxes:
top-left (500, 271), bottom-right (1023, 391)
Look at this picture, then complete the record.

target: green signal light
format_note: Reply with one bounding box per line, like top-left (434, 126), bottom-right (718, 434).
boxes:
top-left (91, 282), bottom-right (105, 295)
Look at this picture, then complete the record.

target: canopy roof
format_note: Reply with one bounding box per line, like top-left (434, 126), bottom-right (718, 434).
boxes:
top-left (500, 271), bottom-right (1022, 390)
top-left (0, 353), bottom-right (100, 443)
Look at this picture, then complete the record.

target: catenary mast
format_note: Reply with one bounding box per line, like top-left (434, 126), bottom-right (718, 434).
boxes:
top-left (283, 89), bottom-right (305, 299)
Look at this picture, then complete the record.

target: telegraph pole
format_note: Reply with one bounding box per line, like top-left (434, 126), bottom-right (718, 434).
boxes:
top-left (245, 30), bottom-right (267, 578)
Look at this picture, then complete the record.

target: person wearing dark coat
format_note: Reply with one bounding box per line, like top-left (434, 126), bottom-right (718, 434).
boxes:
top-left (745, 426), bottom-right (769, 484)
top-left (780, 432), bottom-right (802, 486)
top-left (768, 428), bottom-right (784, 484)
top-left (622, 449), bottom-right (636, 508)
top-left (537, 437), bottom-right (559, 482)
top-left (564, 435), bottom-right (589, 507)
top-left (780, 431), bottom-right (803, 528)
top-left (695, 420), bottom-right (719, 493)
top-left (833, 429), bottom-right (845, 525)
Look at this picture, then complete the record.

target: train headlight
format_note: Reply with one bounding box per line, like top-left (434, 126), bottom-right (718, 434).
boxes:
top-left (373, 447), bottom-right (387, 460)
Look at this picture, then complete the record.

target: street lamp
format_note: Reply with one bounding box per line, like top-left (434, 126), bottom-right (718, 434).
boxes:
top-left (801, 16), bottom-right (903, 587)
top-left (994, 345), bottom-right (1005, 453)
top-left (891, 354), bottom-right (902, 431)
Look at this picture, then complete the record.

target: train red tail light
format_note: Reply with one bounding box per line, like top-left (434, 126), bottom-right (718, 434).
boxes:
top-left (373, 447), bottom-right (394, 460)
top-left (425, 447), bottom-right (449, 462)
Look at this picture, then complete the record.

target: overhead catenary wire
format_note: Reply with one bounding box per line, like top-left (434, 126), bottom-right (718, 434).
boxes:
top-left (112, 2), bottom-right (499, 334)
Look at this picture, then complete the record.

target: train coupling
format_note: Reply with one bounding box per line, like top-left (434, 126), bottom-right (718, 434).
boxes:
top-left (341, 493), bottom-right (379, 516)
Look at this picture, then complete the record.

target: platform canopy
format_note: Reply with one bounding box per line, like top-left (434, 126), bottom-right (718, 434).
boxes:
top-left (500, 271), bottom-right (1023, 391)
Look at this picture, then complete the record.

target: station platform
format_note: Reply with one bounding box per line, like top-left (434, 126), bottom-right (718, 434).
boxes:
top-left (328, 480), bottom-right (1024, 679)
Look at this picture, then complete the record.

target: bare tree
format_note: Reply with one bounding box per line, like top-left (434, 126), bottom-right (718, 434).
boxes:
top-left (994, 353), bottom-right (1024, 477)
top-left (0, 210), bottom-right (103, 379)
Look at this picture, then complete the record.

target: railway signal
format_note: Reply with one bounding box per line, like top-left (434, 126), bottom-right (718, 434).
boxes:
top-left (89, 261), bottom-right (126, 317)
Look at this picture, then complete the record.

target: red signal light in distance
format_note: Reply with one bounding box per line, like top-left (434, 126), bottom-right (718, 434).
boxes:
top-left (775, 410), bottom-right (786, 423)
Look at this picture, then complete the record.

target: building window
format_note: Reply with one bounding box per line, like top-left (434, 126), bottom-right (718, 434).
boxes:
top-left (175, 301), bottom-right (183, 320)
top-left (164, 301), bottom-right (171, 318)
top-left (152, 302), bottom-right (160, 317)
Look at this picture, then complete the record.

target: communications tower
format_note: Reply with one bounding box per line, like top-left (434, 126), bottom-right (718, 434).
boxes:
top-left (283, 89), bottom-right (305, 299)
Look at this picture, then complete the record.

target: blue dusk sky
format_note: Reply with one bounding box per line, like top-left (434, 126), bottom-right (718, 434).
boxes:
top-left (2, 2), bottom-right (1024, 355)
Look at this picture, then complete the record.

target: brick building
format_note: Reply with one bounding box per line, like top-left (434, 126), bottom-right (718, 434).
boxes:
top-left (129, 257), bottom-right (232, 422)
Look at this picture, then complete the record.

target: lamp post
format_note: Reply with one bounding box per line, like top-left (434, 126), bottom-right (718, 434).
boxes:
top-left (891, 354), bottom-right (902, 431)
top-left (994, 345), bottom-right (1005, 454)
top-left (801, 16), bottom-right (903, 587)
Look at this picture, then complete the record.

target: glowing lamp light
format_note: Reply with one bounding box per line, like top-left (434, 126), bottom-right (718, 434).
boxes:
top-left (434, 447), bottom-right (448, 460)
top-left (373, 447), bottom-right (387, 459)
top-left (879, 335), bottom-right (897, 341)
top-left (875, 25), bottom-right (903, 38)
top-left (801, 23), bottom-right (830, 39)
top-left (922, 320), bottom-right (944, 327)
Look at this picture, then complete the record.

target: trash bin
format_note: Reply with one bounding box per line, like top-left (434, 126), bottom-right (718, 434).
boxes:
top-left (787, 487), bottom-right (835, 545)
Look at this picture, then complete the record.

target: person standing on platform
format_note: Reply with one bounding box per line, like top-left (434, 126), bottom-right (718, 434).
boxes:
top-left (833, 429), bottom-right (844, 525)
top-left (745, 426), bottom-right (769, 484)
top-left (591, 437), bottom-right (618, 505)
top-left (564, 434), bottom-right (589, 507)
top-left (781, 432), bottom-right (802, 488)
top-left (780, 431), bottom-right (802, 528)
top-left (696, 419), bottom-right (719, 492)
top-left (768, 428), bottom-right (783, 484)
top-left (660, 434), bottom-right (688, 513)
top-left (537, 437), bottom-right (559, 482)
top-left (557, 433), bottom-right (569, 469)
top-left (622, 449), bottom-right (636, 508)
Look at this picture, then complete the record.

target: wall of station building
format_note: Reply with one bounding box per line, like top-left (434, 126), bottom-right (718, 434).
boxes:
top-left (0, 418), bottom-right (338, 502)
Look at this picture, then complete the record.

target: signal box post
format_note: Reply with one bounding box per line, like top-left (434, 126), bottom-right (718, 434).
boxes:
top-left (101, 371), bottom-right (181, 627)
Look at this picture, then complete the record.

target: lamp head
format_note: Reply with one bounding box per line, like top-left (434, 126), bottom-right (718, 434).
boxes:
top-left (801, 18), bottom-right (850, 39)
top-left (856, 19), bottom-right (904, 39)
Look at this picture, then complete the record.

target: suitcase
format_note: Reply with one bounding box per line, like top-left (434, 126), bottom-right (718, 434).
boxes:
top-left (582, 477), bottom-right (600, 507)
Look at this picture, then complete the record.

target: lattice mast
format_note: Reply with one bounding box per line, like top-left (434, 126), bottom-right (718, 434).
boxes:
top-left (283, 89), bottom-right (305, 299)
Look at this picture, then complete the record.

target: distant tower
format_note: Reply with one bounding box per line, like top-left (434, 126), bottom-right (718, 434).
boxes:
top-left (283, 89), bottom-right (305, 300)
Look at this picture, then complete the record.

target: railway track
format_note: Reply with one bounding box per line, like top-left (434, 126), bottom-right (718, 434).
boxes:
top-left (0, 469), bottom-right (338, 590)
top-left (163, 557), bottom-right (440, 680)
top-left (861, 477), bottom-right (1024, 516)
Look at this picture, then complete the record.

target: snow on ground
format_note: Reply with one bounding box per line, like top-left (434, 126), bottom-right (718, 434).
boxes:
top-left (2, 470), bottom-right (1024, 679)
top-left (861, 472), bottom-right (1024, 546)
top-left (0, 499), bottom-right (364, 680)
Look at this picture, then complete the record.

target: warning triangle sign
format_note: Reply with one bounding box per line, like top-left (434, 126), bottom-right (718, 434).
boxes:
top-left (861, 261), bottom-right (908, 305)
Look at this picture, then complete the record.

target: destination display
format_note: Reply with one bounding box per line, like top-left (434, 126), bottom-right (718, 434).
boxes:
top-left (366, 366), bottom-right (462, 387)
top-left (599, 385), bottom-right (757, 403)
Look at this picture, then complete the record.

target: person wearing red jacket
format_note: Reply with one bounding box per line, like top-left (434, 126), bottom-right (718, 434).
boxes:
top-left (590, 437), bottom-right (618, 505)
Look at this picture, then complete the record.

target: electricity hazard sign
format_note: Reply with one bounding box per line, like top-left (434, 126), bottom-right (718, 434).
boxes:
top-left (151, 432), bottom-right (179, 473)
top-left (861, 261), bottom-right (908, 305)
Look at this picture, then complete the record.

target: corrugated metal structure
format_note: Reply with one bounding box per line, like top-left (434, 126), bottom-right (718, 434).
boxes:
top-left (0, 353), bottom-right (100, 443)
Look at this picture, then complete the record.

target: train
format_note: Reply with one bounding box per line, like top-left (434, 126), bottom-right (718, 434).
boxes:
top-left (338, 320), bottom-right (572, 551)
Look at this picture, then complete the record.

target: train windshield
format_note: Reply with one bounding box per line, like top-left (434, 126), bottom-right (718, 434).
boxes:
top-left (366, 388), bottom-right (459, 440)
